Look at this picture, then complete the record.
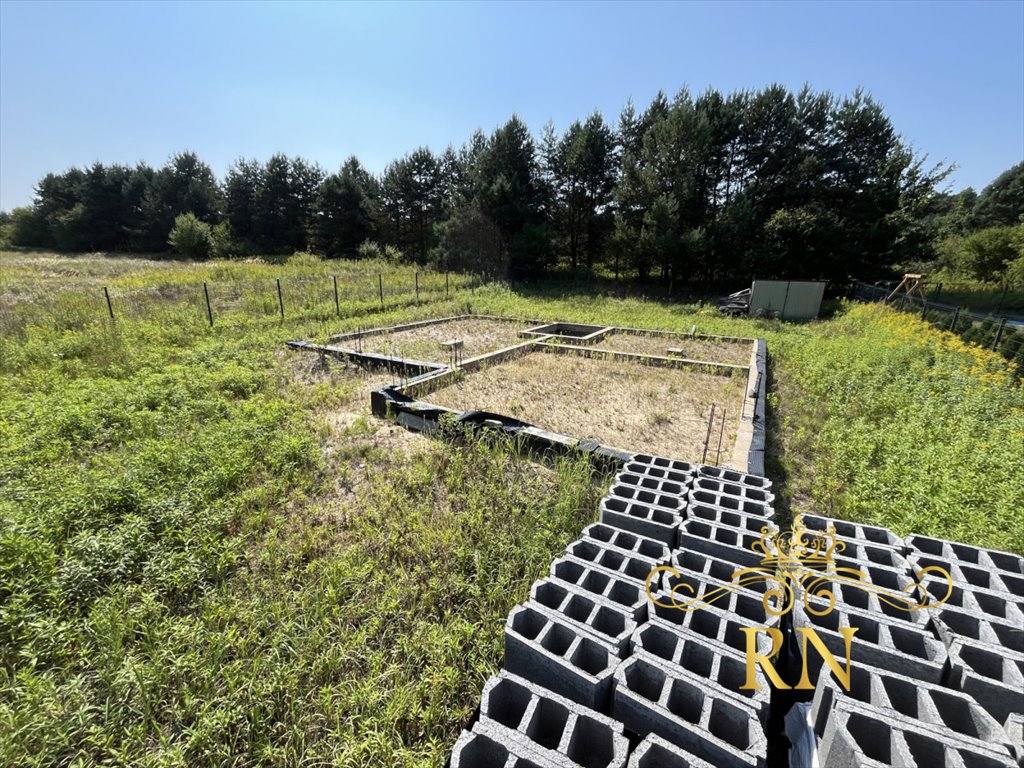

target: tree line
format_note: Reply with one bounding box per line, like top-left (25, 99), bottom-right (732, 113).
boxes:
top-left (5, 84), bottom-right (1019, 287)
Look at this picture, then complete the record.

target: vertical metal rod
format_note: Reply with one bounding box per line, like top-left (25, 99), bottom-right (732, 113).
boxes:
top-left (899, 294), bottom-right (906, 311)
top-left (203, 281), bottom-right (213, 326)
top-left (701, 403), bottom-right (717, 464)
top-left (992, 318), bottom-right (1007, 351)
top-left (921, 299), bottom-right (928, 320)
top-left (333, 275), bottom-right (340, 316)
top-left (996, 283), bottom-right (1008, 315)
top-left (715, 407), bottom-right (727, 465)
top-left (934, 282), bottom-right (943, 302)
top-left (415, 271), bottom-right (419, 303)
top-left (445, 272), bottom-right (449, 298)
top-left (276, 278), bottom-right (284, 321)
top-left (378, 273), bottom-right (384, 310)
top-left (103, 286), bottom-right (114, 320)
top-left (950, 307), bottom-right (960, 331)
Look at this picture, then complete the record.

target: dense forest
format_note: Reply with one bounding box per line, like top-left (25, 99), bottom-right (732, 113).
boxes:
top-left (2, 85), bottom-right (1022, 286)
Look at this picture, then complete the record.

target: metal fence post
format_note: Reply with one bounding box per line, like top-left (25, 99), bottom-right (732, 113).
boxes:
top-left (950, 307), bottom-right (960, 332)
top-left (921, 299), bottom-right (928, 320)
top-left (203, 281), bottom-right (213, 326)
top-left (276, 278), bottom-right (284, 321)
top-left (992, 318), bottom-right (1007, 351)
top-left (333, 275), bottom-right (340, 316)
top-left (701, 403), bottom-right (717, 464)
top-left (445, 272), bottom-right (449, 298)
top-left (996, 283), bottom-right (1008, 315)
top-left (415, 271), bottom-right (419, 303)
top-left (103, 286), bottom-right (115, 320)
top-left (378, 273), bottom-right (384, 310)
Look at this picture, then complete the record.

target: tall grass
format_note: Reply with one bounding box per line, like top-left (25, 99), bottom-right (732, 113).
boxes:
top-left (2, 253), bottom-right (1022, 766)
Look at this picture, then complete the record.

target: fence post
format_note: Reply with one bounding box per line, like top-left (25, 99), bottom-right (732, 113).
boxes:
top-left (333, 275), bottom-right (340, 316)
top-left (950, 307), bottom-right (960, 331)
top-left (899, 294), bottom-right (906, 311)
top-left (378, 273), bottom-right (384, 310)
top-left (701, 403), bottom-right (717, 464)
top-left (103, 286), bottom-right (115, 320)
top-left (203, 281), bottom-right (213, 326)
top-left (445, 272), bottom-right (450, 298)
top-left (992, 318), bottom-right (1007, 351)
top-left (921, 298), bottom-right (928, 320)
top-left (934, 282), bottom-right (943, 302)
top-left (276, 278), bottom-right (284, 321)
top-left (415, 271), bottom-right (419, 303)
top-left (996, 283), bottom-right (1008, 315)
top-left (715, 407), bottom-right (727, 465)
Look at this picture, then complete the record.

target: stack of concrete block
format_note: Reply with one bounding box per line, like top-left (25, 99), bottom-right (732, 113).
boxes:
top-left (450, 459), bottom-right (1024, 767)
top-left (450, 452), bottom-right (782, 767)
top-left (801, 515), bottom-right (1024, 767)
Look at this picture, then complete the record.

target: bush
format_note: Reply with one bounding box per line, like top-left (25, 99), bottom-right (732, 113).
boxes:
top-left (356, 239), bottom-right (384, 260)
top-left (167, 213), bottom-right (213, 258)
top-left (210, 221), bottom-right (238, 259)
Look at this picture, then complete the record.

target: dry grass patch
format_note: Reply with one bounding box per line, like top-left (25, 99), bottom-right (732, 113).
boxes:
top-left (594, 331), bottom-right (752, 365)
top-left (359, 317), bottom-right (526, 363)
top-left (427, 351), bottom-right (746, 461)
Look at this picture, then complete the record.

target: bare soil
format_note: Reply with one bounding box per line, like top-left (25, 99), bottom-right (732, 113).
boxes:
top-left (426, 351), bottom-right (746, 462)
top-left (357, 317), bottom-right (527, 363)
top-left (594, 332), bottom-right (752, 365)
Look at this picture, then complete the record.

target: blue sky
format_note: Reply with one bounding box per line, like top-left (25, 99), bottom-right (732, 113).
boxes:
top-left (1, 0), bottom-right (1022, 211)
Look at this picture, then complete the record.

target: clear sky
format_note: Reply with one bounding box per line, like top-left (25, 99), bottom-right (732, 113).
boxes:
top-left (1, 0), bottom-right (1022, 211)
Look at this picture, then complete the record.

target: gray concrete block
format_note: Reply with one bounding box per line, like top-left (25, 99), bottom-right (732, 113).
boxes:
top-left (528, 581), bottom-right (636, 655)
top-left (793, 601), bottom-right (948, 684)
top-left (623, 460), bottom-right (694, 489)
top-left (695, 464), bottom-right (772, 493)
top-left (801, 514), bottom-right (906, 551)
top-left (616, 470), bottom-right (689, 502)
top-left (627, 734), bottom-right (716, 768)
top-left (684, 502), bottom-right (775, 533)
top-left (581, 522), bottom-right (672, 562)
top-left (946, 636), bottom-right (1024, 726)
top-left (599, 496), bottom-right (682, 546)
top-left (504, 604), bottom-right (618, 713)
top-left (559, 545), bottom-right (664, 585)
top-left (609, 482), bottom-right (686, 516)
top-left (1004, 712), bottom-right (1024, 767)
top-left (448, 728), bottom-right (521, 768)
top-left (648, 592), bottom-right (779, 658)
top-left (677, 520), bottom-right (773, 567)
top-left (906, 533), bottom-right (1024, 581)
top-left (825, 540), bottom-right (911, 570)
top-left (612, 654), bottom-right (767, 768)
top-left (548, 557), bottom-right (650, 622)
top-left (908, 551), bottom-right (1024, 599)
top-left (631, 454), bottom-right (698, 478)
top-left (631, 624), bottom-right (770, 718)
top-left (567, 536), bottom-right (667, 574)
top-left (692, 476), bottom-right (775, 506)
top-left (478, 670), bottom-right (629, 768)
top-left (817, 695), bottom-right (1017, 768)
top-left (801, 579), bottom-right (932, 630)
top-left (810, 659), bottom-right (1015, 761)
top-left (915, 571), bottom-right (1024, 627)
top-left (659, 563), bottom-right (786, 617)
top-left (686, 488), bottom-right (774, 518)
top-left (932, 605), bottom-right (1024, 653)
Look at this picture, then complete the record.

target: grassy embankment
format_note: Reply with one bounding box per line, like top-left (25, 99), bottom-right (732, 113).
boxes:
top-left (1, 251), bottom-right (1021, 766)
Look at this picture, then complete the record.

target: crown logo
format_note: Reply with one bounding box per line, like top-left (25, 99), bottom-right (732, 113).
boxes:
top-left (752, 515), bottom-right (843, 571)
top-left (645, 514), bottom-right (952, 618)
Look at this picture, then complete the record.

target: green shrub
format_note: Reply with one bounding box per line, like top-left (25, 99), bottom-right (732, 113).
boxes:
top-left (167, 212), bottom-right (213, 258)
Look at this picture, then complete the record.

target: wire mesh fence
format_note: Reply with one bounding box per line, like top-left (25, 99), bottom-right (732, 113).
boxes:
top-left (0, 269), bottom-right (482, 339)
top-left (852, 281), bottom-right (1024, 371)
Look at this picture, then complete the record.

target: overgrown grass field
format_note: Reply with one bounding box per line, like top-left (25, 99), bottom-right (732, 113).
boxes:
top-left (2, 251), bottom-right (1021, 766)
